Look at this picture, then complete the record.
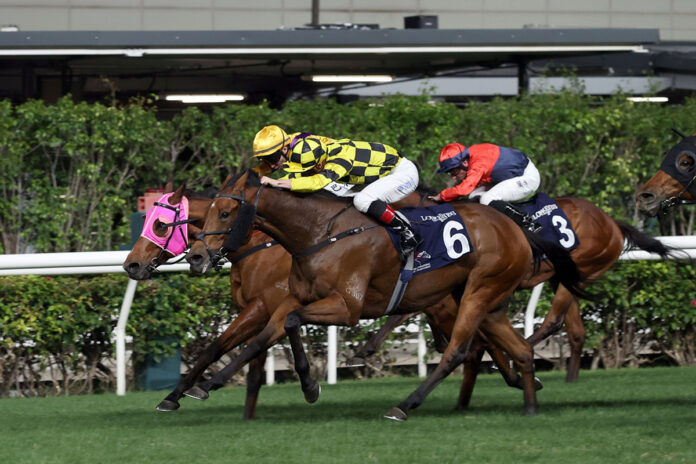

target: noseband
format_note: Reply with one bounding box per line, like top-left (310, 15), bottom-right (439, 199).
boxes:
top-left (195, 183), bottom-right (265, 270)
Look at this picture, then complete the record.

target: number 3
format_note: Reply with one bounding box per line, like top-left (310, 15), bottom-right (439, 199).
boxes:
top-left (443, 220), bottom-right (470, 259)
top-left (552, 215), bottom-right (576, 248)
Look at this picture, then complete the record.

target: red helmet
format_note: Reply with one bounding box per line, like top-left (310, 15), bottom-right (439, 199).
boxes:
top-left (436, 143), bottom-right (469, 173)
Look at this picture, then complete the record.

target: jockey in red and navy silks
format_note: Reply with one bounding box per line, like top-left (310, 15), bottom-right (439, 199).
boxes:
top-left (432, 143), bottom-right (540, 204)
top-left (431, 142), bottom-right (543, 232)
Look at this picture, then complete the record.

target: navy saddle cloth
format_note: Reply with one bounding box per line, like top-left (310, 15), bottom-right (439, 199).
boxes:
top-left (516, 193), bottom-right (579, 251)
top-left (386, 204), bottom-right (473, 276)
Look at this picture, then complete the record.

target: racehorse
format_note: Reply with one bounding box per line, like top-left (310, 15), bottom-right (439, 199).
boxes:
top-left (123, 185), bottom-right (289, 419)
top-left (635, 128), bottom-right (696, 216)
top-left (184, 170), bottom-right (587, 419)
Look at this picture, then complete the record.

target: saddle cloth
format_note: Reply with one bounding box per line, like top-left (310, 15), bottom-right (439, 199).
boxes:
top-left (517, 193), bottom-right (579, 251)
top-left (386, 204), bottom-right (473, 276)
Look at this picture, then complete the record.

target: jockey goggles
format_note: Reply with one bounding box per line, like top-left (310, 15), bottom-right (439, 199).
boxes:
top-left (140, 193), bottom-right (190, 256)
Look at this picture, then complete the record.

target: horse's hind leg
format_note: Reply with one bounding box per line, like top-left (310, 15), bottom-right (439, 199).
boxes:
top-left (479, 310), bottom-right (538, 415)
top-left (243, 350), bottom-right (267, 420)
top-left (284, 293), bottom-right (356, 403)
top-left (348, 314), bottom-right (410, 366)
top-left (156, 297), bottom-right (268, 411)
top-left (526, 285), bottom-right (574, 347)
top-left (564, 300), bottom-right (585, 383)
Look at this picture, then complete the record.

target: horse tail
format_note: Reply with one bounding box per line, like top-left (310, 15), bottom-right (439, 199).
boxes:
top-left (615, 220), bottom-right (676, 258)
top-left (522, 229), bottom-right (592, 300)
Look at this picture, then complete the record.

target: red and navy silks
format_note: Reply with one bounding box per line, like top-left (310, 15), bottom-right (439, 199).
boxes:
top-left (517, 193), bottom-right (579, 251)
top-left (384, 204), bottom-right (473, 278)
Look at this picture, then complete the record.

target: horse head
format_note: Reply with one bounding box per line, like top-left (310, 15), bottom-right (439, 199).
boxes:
top-left (123, 184), bottom-right (210, 280)
top-left (186, 170), bottom-right (261, 274)
top-left (636, 130), bottom-right (696, 216)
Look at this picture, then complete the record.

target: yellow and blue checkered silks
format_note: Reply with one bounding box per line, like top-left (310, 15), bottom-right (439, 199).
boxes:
top-left (283, 137), bottom-right (328, 173)
top-left (252, 125), bottom-right (290, 158)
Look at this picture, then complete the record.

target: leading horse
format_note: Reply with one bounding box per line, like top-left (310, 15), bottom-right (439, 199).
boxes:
top-left (636, 128), bottom-right (696, 216)
top-left (185, 170), bottom-right (587, 419)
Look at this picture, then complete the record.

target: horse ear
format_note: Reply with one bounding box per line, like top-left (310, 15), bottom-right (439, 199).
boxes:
top-left (168, 185), bottom-right (186, 205)
top-left (164, 181), bottom-right (174, 193)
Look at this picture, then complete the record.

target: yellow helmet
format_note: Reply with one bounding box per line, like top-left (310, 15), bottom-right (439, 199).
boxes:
top-left (283, 137), bottom-right (327, 173)
top-left (252, 125), bottom-right (290, 158)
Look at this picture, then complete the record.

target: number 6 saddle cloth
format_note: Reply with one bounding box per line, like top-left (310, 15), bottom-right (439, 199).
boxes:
top-left (516, 193), bottom-right (579, 252)
top-left (385, 203), bottom-right (473, 276)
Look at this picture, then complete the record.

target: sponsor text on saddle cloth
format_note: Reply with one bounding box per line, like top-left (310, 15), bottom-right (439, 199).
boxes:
top-left (517, 193), bottom-right (579, 251)
top-left (385, 203), bottom-right (473, 278)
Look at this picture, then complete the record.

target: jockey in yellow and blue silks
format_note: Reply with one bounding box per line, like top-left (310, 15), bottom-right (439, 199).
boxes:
top-left (253, 125), bottom-right (421, 257)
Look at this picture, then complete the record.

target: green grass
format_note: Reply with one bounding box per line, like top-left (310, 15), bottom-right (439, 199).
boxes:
top-left (1, 367), bottom-right (695, 464)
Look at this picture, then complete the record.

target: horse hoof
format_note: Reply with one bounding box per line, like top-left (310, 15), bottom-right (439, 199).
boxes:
top-left (384, 407), bottom-right (408, 421)
top-left (345, 357), bottom-right (366, 367)
top-left (303, 383), bottom-right (321, 404)
top-left (156, 399), bottom-right (180, 412)
top-left (523, 406), bottom-right (538, 416)
top-left (184, 385), bottom-right (209, 401)
top-left (533, 376), bottom-right (544, 391)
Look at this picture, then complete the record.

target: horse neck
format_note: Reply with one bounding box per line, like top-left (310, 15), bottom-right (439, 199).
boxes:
top-left (253, 187), bottom-right (345, 256)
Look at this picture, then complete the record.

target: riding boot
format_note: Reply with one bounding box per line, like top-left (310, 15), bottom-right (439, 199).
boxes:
top-left (366, 200), bottom-right (422, 259)
top-left (488, 200), bottom-right (543, 233)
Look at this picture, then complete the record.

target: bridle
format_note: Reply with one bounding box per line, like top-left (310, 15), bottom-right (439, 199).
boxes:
top-left (659, 127), bottom-right (696, 211)
top-left (194, 181), bottom-right (266, 270)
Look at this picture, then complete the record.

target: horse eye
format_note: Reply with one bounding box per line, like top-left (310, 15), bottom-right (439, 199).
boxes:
top-left (220, 211), bottom-right (230, 220)
top-left (155, 221), bottom-right (167, 230)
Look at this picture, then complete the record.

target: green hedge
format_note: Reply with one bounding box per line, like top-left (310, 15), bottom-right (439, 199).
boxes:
top-left (1, 91), bottom-right (694, 396)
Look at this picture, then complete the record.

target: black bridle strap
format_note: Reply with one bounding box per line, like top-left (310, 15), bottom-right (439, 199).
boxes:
top-left (660, 173), bottom-right (696, 210)
top-left (230, 240), bottom-right (279, 264)
top-left (293, 225), bottom-right (379, 259)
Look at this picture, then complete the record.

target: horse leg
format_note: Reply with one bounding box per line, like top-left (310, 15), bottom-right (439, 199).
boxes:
top-left (385, 281), bottom-right (510, 421)
top-left (348, 314), bottom-right (410, 366)
top-left (156, 297), bottom-right (269, 411)
top-left (480, 309), bottom-right (539, 415)
top-left (564, 300), bottom-right (585, 383)
top-left (243, 350), bottom-right (267, 420)
top-left (193, 296), bottom-right (302, 398)
top-left (456, 333), bottom-right (486, 409)
top-left (526, 285), bottom-right (574, 347)
top-left (284, 293), bottom-right (356, 403)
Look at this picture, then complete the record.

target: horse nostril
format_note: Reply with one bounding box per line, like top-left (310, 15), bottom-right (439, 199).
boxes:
top-left (125, 262), bottom-right (140, 273)
top-left (188, 253), bottom-right (202, 264)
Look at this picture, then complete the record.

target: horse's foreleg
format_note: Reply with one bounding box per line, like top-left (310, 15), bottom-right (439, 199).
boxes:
top-left (156, 297), bottom-right (269, 411)
top-left (526, 285), bottom-right (574, 347)
top-left (348, 314), bottom-right (410, 366)
top-left (479, 310), bottom-right (538, 415)
top-left (194, 296), bottom-right (302, 398)
top-left (564, 300), bottom-right (585, 383)
top-left (284, 293), bottom-right (354, 403)
top-left (243, 350), bottom-right (267, 420)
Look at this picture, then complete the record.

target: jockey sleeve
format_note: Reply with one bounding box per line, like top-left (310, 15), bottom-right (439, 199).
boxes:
top-left (439, 143), bottom-right (499, 201)
top-left (290, 139), bottom-right (402, 192)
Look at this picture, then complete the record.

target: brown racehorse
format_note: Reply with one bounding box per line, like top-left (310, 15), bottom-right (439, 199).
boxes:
top-left (184, 170), bottom-right (587, 419)
top-left (123, 185), bottom-right (289, 419)
top-left (354, 195), bottom-right (672, 409)
top-left (636, 129), bottom-right (696, 216)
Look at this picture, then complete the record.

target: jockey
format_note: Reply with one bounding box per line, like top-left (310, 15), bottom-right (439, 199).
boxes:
top-left (251, 125), bottom-right (353, 196)
top-left (257, 132), bottom-right (422, 258)
top-left (430, 142), bottom-right (542, 232)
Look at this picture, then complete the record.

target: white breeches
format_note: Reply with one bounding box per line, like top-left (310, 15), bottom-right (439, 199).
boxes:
top-left (353, 158), bottom-right (419, 212)
top-left (475, 160), bottom-right (541, 205)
